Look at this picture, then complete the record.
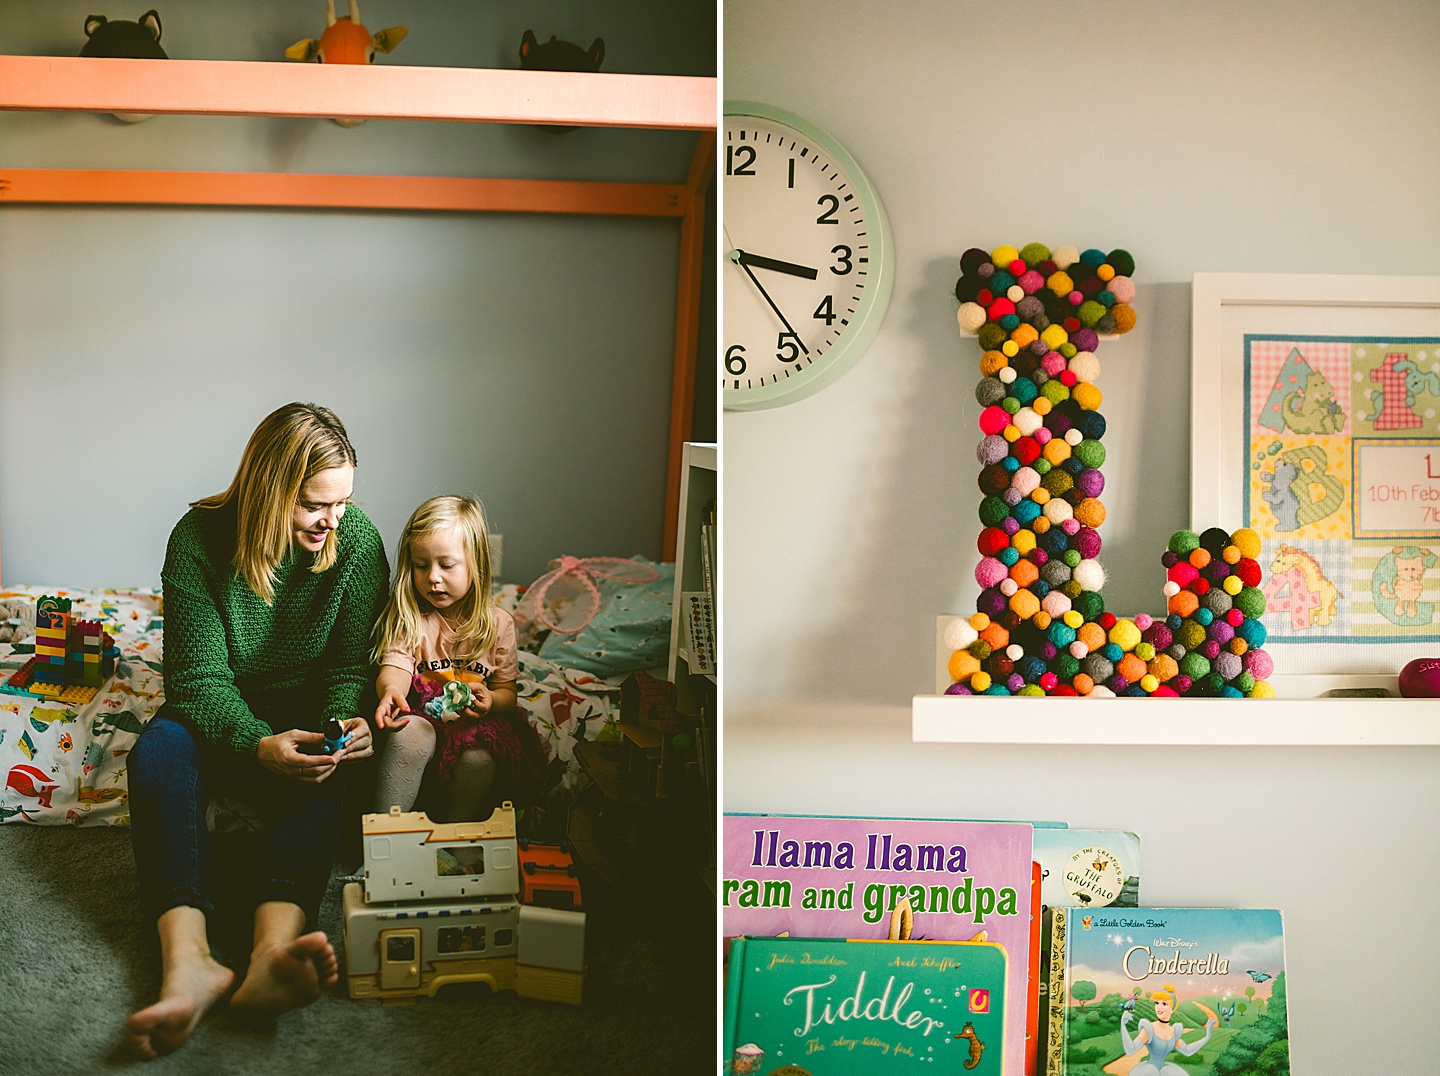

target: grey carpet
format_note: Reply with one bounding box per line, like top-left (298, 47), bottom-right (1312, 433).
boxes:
top-left (0, 824), bottom-right (715, 1075)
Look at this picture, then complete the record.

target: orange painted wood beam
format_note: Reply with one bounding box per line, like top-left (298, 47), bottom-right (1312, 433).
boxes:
top-left (0, 167), bottom-right (688, 217)
top-left (661, 132), bottom-right (716, 560)
top-left (0, 56), bottom-right (716, 131)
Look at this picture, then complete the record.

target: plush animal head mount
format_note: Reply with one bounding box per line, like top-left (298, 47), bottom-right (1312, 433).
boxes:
top-left (517, 31), bottom-right (604, 133)
top-left (80, 10), bottom-right (167, 123)
top-left (519, 30), bottom-right (604, 72)
top-left (286, 0), bottom-right (406, 126)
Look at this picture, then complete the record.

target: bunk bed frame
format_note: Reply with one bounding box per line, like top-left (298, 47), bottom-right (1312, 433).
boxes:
top-left (0, 55), bottom-right (717, 577)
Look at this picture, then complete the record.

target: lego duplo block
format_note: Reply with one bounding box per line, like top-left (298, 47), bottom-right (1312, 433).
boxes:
top-left (32, 681), bottom-right (97, 704)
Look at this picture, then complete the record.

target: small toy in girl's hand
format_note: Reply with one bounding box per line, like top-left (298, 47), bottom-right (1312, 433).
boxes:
top-left (422, 680), bottom-right (474, 723)
top-left (1398, 657), bottom-right (1440, 698)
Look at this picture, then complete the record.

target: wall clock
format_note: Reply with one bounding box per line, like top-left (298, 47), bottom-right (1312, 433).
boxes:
top-left (722, 101), bottom-right (894, 411)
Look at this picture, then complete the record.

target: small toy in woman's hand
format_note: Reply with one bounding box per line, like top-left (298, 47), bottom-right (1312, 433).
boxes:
top-left (323, 717), bottom-right (353, 754)
top-left (423, 680), bottom-right (475, 723)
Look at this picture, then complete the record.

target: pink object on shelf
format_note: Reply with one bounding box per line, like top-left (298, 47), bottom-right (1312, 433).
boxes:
top-left (1398, 657), bottom-right (1440, 698)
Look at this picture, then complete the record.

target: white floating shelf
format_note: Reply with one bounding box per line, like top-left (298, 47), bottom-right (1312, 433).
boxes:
top-left (927, 616), bottom-right (1440, 745)
top-left (913, 685), bottom-right (1440, 746)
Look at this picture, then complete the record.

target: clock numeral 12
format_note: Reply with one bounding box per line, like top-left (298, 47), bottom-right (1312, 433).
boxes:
top-left (726, 145), bottom-right (756, 176)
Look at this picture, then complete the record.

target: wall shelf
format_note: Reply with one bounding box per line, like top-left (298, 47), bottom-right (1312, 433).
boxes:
top-left (926, 616), bottom-right (1439, 745)
top-left (0, 55), bottom-right (713, 129)
top-left (913, 692), bottom-right (1440, 746)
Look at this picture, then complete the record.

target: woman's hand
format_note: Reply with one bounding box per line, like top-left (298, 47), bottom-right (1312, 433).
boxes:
top-left (331, 717), bottom-right (373, 762)
top-left (258, 730), bottom-right (338, 783)
top-left (374, 688), bottom-right (411, 729)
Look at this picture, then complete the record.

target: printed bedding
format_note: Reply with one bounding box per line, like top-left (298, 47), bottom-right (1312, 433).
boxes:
top-left (0, 583), bottom-right (651, 828)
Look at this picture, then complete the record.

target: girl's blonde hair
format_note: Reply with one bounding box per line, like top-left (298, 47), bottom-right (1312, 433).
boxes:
top-left (371, 495), bottom-right (497, 666)
top-left (192, 402), bottom-right (357, 605)
top-left (1153, 985), bottom-right (1178, 1009)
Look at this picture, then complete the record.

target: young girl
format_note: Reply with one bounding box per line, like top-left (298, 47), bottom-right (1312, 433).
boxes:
top-left (371, 495), bottom-right (548, 821)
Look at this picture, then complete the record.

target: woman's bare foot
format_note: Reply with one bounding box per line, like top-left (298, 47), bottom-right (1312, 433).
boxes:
top-left (126, 954), bottom-right (235, 1060)
top-left (230, 931), bottom-right (338, 1016)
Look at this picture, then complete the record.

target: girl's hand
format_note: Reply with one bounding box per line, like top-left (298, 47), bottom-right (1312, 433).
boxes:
top-left (462, 681), bottom-right (494, 719)
top-left (375, 689), bottom-right (410, 729)
top-left (258, 730), bottom-right (338, 783)
top-left (332, 717), bottom-right (373, 763)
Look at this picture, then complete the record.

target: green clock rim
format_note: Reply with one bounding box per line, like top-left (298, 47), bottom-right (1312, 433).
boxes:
top-left (723, 100), bottom-right (894, 411)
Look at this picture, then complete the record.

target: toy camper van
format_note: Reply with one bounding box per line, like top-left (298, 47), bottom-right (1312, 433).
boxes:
top-left (343, 802), bottom-right (586, 1005)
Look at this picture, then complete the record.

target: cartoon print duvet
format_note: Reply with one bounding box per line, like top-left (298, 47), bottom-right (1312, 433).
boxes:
top-left (0, 586), bottom-right (164, 826)
top-left (1, 585), bottom-right (629, 827)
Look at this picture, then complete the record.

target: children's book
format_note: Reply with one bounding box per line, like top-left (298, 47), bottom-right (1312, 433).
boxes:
top-left (723, 813), bottom-right (1034, 1075)
top-left (1040, 907), bottom-right (1288, 1076)
top-left (724, 935), bottom-right (1008, 1075)
top-left (1032, 829), bottom-right (1141, 910)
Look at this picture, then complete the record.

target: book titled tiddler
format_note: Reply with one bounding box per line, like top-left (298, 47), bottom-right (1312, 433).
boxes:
top-left (724, 936), bottom-right (1008, 1075)
top-left (723, 814), bottom-right (1033, 1074)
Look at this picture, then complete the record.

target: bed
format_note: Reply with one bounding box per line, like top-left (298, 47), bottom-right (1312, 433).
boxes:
top-left (0, 563), bottom-right (674, 827)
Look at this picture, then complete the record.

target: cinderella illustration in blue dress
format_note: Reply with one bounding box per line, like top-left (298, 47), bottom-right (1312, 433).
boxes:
top-left (1111, 983), bottom-right (1217, 1075)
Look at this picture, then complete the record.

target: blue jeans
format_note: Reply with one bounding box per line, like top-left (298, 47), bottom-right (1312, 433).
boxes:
top-left (128, 705), bottom-right (348, 923)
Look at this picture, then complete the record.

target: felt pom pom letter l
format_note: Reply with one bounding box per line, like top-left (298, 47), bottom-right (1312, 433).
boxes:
top-left (948, 245), bottom-right (1272, 698)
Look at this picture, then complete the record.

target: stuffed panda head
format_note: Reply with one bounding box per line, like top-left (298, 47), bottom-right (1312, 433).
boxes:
top-left (79, 11), bottom-right (167, 122)
top-left (81, 11), bottom-right (167, 60)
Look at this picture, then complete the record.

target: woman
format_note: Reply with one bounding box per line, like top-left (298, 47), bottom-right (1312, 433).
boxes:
top-left (126, 402), bottom-right (389, 1060)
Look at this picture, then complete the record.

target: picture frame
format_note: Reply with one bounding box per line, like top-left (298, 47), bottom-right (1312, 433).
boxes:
top-left (1190, 272), bottom-right (1440, 674)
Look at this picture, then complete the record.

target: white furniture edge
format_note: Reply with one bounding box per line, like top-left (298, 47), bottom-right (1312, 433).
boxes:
top-left (668, 441), bottom-right (717, 683)
top-left (927, 615), bottom-right (1439, 745)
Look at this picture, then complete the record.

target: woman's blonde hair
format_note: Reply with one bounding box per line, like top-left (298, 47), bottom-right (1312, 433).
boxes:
top-left (193, 402), bottom-right (357, 604)
top-left (1153, 985), bottom-right (1178, 1009)
top-left (371, 495), bottom-right (497, 666)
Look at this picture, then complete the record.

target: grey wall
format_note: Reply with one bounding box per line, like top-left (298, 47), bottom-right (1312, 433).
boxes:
top-left (0, 0), bottom-right (716, 588)
top-left (723, 4), bottom-right (1440, 1074)
top-left (724, 0), bottom-right (1440, 703)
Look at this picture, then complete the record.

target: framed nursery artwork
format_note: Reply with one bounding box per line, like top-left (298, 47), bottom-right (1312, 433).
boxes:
top-left (1192, 272), bottom-right (1440, 674)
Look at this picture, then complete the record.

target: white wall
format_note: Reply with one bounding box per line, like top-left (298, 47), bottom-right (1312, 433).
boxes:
top-left (723, 3), bottom-right (1440, 1073)
top-left (0, 0), bottom-right (715, 588)
top-left (724, 0), bottom-right (1440, 703)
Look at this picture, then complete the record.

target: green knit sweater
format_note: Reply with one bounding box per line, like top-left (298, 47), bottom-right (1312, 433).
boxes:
top-left (161, 501), bottom-right (390, 756)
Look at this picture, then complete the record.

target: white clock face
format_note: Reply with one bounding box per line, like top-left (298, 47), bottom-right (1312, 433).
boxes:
top-left (723, 108), bottom-right (891, 410)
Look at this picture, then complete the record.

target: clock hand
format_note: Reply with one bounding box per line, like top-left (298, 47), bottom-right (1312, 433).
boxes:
top-left (738, 259), bottom-right (809, 355)
top-left (736, 250), bottom-right (819, 280)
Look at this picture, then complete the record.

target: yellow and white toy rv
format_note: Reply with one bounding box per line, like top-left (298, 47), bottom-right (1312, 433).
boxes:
top-left (343, 802), bottom-right (586, 1004)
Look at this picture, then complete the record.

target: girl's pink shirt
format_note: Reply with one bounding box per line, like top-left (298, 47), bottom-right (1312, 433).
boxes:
top-left (379, 606), bottom-right (519, 687)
